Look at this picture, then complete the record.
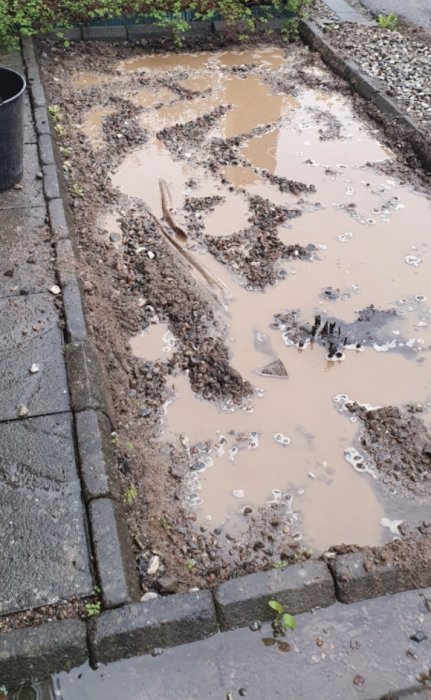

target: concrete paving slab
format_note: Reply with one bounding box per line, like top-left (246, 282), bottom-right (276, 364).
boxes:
top-left (0, 143), bottom-right (44, 210)
top-left (0, 294), bottom-right (70, 421)
top-left (0, 413), bottom-right (93, 615)
top-left (0, 206), bottom-right (55, 298)
top-left (53, 587), bottom-right (431, 699)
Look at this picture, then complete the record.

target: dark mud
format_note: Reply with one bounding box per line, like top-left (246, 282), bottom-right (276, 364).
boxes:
top-left (272, 305), bottom-right (406, 359)
top-left (346, 402), bottom-right (431, 498)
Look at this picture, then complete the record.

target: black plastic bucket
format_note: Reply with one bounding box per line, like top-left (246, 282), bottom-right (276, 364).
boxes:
top-left (0, 67), bottom-right (26, 192)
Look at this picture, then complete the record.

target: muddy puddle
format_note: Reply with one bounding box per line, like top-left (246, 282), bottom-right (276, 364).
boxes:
top-left (60, 44), bottom-right (431, 577)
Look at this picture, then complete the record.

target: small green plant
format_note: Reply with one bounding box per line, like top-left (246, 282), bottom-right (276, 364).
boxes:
top-left (111, 433), bottom-right (119, 446)
top-left (377, 12), bottom-right (398, 30)
top-left (185, 557), bottom-right (196, 570)
top-left (268, 599), bottom-right (297, 631)
top-left (282, 0), bottom-right (313, 39)
top-left (84, 600), bottom-right (101, 617)
top-left (123, 484), bottom-right (138, 504)
top-left (70, 182), bottom-right (84, 198)
top-left (159, 516), bottom-right (169, 528)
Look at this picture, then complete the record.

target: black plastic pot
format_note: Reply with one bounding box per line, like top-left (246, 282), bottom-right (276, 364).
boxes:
top-left (0, 67), bottom-right (26, 192)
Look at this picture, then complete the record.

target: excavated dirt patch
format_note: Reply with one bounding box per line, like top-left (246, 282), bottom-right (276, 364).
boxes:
top-left (41, 40), bottom-right (431, 595)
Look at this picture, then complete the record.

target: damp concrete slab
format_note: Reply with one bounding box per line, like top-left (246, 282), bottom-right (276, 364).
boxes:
top-left (0, 143), bottom-right (44, 210)
top-left (0, 413), bottom-right (93, 615)
top-left (48, 586), bottom-right (431, 699)
top-left (0, 206), bottom-right (55, 298)
top-left (0, 293), bottom-right (70, 421)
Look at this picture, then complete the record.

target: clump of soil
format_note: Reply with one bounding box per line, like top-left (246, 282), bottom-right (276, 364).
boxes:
top-left (272, 305), bottom-right (401, 358)
top-left (346, 402), bottom-right (431, 497)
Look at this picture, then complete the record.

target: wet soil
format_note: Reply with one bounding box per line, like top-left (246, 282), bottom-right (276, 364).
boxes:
top-left (346, 403), bottom-right (431, 498)
top-left (40, 39), bottom-right (431, 594)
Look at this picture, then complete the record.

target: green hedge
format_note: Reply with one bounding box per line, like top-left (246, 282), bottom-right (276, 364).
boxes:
top-left (0, 0), bottom-right (312, 48)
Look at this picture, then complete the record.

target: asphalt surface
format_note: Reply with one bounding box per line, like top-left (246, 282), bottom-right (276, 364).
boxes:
top-left (355, 0), bottom-right (431, 27)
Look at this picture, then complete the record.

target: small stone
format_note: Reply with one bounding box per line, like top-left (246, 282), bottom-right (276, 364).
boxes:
top-left (147, 555), bottom-right (160, 575)
top-left (158, 576), bottom-right (180, 594)
top-left (147, 251), bottom-right (155, 259)
top-left (110, 232), bottom-right (121, 243)
top-left (232, 489), bottom-right (245, 498)
top-left (29, 363), bottom-right (40, 374)
top-left (140, 592), bottom-right (158, 602)
top-left (353, 675), bottom-right (364, 687)
top-left (83, 280), bottom-right (93, 292)
top-left (151, 647), bottom-right (163, 657)
top-left (14, 183), bottom-right (23, 190)
top-left (36, 171), bottom-right (43, 180)
top-left (249, 620), bottom-right (262, 632)
top-left (49, 285), bottom-right (61, 295)
top-left (239, 690), bottom-right (248, 697)
top-left (17, 404), bottom-right (29, 418)
top-left (410, 631), bottom-right (428, 643)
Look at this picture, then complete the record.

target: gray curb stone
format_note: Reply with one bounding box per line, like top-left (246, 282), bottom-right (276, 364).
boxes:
top-left (39, 133), bottom-right (56, 166)
top-left (213, 561), bottom-right (335, 631)
top-left (48, 198), bottom-right (70, 239)
top-left (62, 279), bottom-right (89, 343)
top-left (65, 341), bottom-right (112, 417)
top-left (46, 27), bottom-right (83, 42)
top-left (28, 79), bottom-right (47, 109)
top-left (330, 551), bottom-right (431, 604)
top-left (76, 410), bottom-right (120, 501)
top-left (34, 105), bottom-right (51, 136)
top-left (88, 498), bottom-right (140, 609)
top-left (0, 619), bottom-right (87, 686)
top-left (89, 591), bottom-right (218, 665)
top-left (82, 25), bottom-right (127, 40)
top-left (56, 237), bottom-right (77, 286)
top-left (127, 24), bottom-right (171, 40)
top-left (299, 20), bottom-right (431, 173)
top-left (42, 163), bottom-right (61, 200)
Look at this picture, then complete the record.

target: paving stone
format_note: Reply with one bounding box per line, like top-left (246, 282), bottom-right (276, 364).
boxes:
top-left (0, 143), bottom-right (44, 210)
top-left (90, 591), bottom-right (218, 665)
top-left (53, 587), bottom-right (431, 699)
top-left (89, 498), bottom-right (139, 608)
top-left (0, 294), bottom-right (70, 421)
top-left (0, 413), bottom-right (93, 615)
top-left (0, 619), bottom-right (88, 686)
top-left (0, 206), bottom-right (54, 299)
top-left (76, 410), bottom-right (119, 501)
top-left (214, 561), bottom-right (335, 630)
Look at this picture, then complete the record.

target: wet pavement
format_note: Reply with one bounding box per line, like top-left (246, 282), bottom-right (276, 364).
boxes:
top-left (13, 586), bottom-right (431, 699)
top-left (0, 52), bottom-right (92, 616)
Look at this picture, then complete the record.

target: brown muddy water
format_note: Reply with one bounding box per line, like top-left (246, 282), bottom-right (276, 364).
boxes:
top-left (78, 47), bottom-right (431, 552)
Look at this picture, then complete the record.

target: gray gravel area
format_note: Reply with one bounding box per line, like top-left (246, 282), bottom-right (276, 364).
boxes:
top-left (330, 24), bottom-right (431, 130)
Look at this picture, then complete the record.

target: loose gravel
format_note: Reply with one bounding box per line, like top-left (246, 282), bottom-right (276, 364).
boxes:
top-left (330, 25), bottom-right (431, 131)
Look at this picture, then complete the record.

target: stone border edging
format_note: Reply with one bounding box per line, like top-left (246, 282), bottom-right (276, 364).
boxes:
top-left (42, 16), bottom-right (285, 43)
top-left (299, 19), bottom-right (431, 174)
top-left (4, 32), bottom-right (431, 688)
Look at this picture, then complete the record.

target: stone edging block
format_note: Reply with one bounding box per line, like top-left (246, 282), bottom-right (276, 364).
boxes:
top-left (48, 198), bottom-right (71, 239)
top-left (88, 591), bottom-right (218, 665)
top-left (76, 409), bottom-right (120, 501)
top-left (330, 550), bottom-right (431, 604)
top-left (299, 20), bottom-right (431, 173)
top-left (213, 561), bottom-right (335, 630)
top-left (65, 341), bottom-right (112, 417)
top-left (88, 498), bottom-right (140, 609)
top-left (82, 25), bottom-right (127, 40)
top-left (0, 619), bottom-right (87, 686)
